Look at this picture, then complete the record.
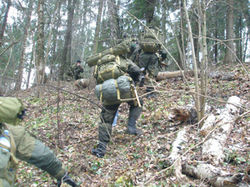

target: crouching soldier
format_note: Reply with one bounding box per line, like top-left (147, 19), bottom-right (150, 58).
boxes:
top-left (0, 97), bottom-right (78, 187)
top-left (86, 38), bottom-right (143, 158)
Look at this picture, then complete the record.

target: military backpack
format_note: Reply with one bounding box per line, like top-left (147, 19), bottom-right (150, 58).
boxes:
top-left (139, 27), bottom-right (162, 53)
top-left (0, 97), bottom-right (24, 125)
top-left (94, 55), bottom-right (129, 84)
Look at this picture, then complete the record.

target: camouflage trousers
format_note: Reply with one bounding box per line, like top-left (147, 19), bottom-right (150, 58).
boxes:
top-left (98, 100), bottom-right (143, 145)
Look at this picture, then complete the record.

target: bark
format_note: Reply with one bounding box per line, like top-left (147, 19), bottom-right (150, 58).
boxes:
top-left (224, 0), bottom-right (236, 64)
top-left (201, 96), bottom-right (242, 165)
top-left (35, 0), bottom-right (45, 96)
top-left (0, 0), bottom-right (12, 47)
top-left (197, 0), bottom-right (208, 126)
top-left (107, 0), bottom-right (120, 46)
top-left (93, 0), bottom-right (104, 54)
top-left (60, 0), bottom-right (77, 80)
top-left (180, 0), bottom-right (186, 69)
top-left (15, 0), bottom-right (34, 90)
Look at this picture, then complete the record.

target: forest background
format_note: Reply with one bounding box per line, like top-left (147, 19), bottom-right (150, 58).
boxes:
top-left (0, 0), bottom-right (249, 92)
top-left (0, 0), bottom-right (249, 186)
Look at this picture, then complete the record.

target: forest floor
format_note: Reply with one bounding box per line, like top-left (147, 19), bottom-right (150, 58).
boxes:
top-left (14, 64), bottom-right (249, 187)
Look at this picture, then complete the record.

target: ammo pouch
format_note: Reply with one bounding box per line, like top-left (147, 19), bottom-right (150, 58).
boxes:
top-left (96, 55), bottom-right (127, 84)
top-left (0, 127), bottom-right (17, 184)
top-left (95, 76), bottom-right (135, 105)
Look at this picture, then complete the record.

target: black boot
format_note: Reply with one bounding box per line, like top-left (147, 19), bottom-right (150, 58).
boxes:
top-left (91, 143), bottom-right (106, 158)
top-left (146, 86), bottom-right (157, 98)
top-left (92, 122), bottom-right (112, 158)
top-left (126, 106), bottom-right (143, 135)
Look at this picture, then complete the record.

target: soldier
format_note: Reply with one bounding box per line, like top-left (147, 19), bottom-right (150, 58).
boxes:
top-left (66, 60), bottom-right (84, 81)
top-left (73, 60), bottom-right (84, 80)
top-left (130, 26), bottom-right (167, 96)
top-left (0, 97), bottom-right (78, 187)
top-left (88, 39), bottom-right (143, 158)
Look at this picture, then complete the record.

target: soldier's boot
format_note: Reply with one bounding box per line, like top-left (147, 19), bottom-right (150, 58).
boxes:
top-left (126, 106), bottom-right (143, 135)
top-left (146, 86), bottom-right (157, 98)
top-left (92, 123), bottom-right (112, 158)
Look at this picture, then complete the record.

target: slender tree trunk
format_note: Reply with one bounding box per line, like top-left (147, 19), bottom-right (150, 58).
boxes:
top-left (183, 0), bottom-right (201, 122)
top-left (161, 0), bottom-right (167, 45)
top-left (59, 0), bottom-right (77, 80)
top-left (93, 0), bottom-right (104, 54)
top-left (0, 0), bottom-right (11, 47)
top-left (180, 0), bottom-right (186, 69)
top-left (197, 0), bottom-right (208, 125)
top-left (224, 0), bottom-right (236, 64)
top-left (15, 0), bottom-right (34, 90)
top-left (35, 0), bottom-right (46, 96)
top-left (26, 32), bottom-right (36, 89)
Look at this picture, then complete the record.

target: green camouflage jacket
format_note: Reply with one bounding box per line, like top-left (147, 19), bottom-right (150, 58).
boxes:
top-left (0, 123), bottom-right (65, 187)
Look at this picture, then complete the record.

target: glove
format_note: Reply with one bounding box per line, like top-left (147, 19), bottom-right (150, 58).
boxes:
top-left (57, 173), bottom-right (78, 187)
top-left (17, 109), bottom-right (26, 120)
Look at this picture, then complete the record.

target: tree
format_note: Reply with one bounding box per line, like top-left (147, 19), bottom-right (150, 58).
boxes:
top-left (0, 0), bottom-right (11, 47)
top-left (15, 0), bottom-right (34, 90)
top-left (107, 0), bottom-right (120, 46)
top-left (224, 0), bottom-right (236, 64)
top-left (59, 0), bottom-right (77, 80)
top-left (35, 0), bottom-right (45, 96)
top-left (93, 0), bottom-right (104, 54)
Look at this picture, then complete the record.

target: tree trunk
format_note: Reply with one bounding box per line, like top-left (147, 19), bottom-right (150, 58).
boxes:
top-left (15, 0), bottom-right (34, 90)
top-left (145, 0), bottom-right (156, 25)
top-left (26, 32), bottom-right (36, 89)
top-left (50, 1), bottom-right (62, 81)
top-left (35, 0), bottom-right (46, 96)
top-left (161, 0), bottom-right (167, 45)
top-left (60, 0), bottom-right (77, 80)
top-left (183, 0), bottom-right (201, 122)
top-left (93, 0), bottom-right (104, 54)
top-left (224, 0), bottom-right (236, 64)
top-left (0, 0), bottom-right (11, 47)
top-left (107, 0), bottom-right (120, 46)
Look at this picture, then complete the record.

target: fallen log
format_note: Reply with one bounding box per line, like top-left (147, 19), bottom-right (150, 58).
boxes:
top-left (201, 96), bottom-right (242, 165)
top-left (182, 163), bottom-right (244, 187)
top-left (156, 70), bottom-right (194, 80)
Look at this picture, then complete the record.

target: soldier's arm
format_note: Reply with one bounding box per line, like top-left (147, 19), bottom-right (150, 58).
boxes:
top-left (8, 125), bottom-right (66, 180)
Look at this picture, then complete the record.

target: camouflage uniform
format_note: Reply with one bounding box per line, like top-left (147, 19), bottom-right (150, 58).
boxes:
top-left (72, 64), bottom-right (84, 80)
top-left (66, 63), bottom-right (84, 81)
top-left (0, 123), bottom-right (66, 187)
top-left (92, 42), bottom-right (143, 158)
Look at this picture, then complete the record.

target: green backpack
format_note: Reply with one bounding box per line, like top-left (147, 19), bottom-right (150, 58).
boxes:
top-left (0, 97), bottom-right (24, 125)
top-left (95, 55), bottom-right (129, 84)
top-left (139, 27), bottom-right (162, 53)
